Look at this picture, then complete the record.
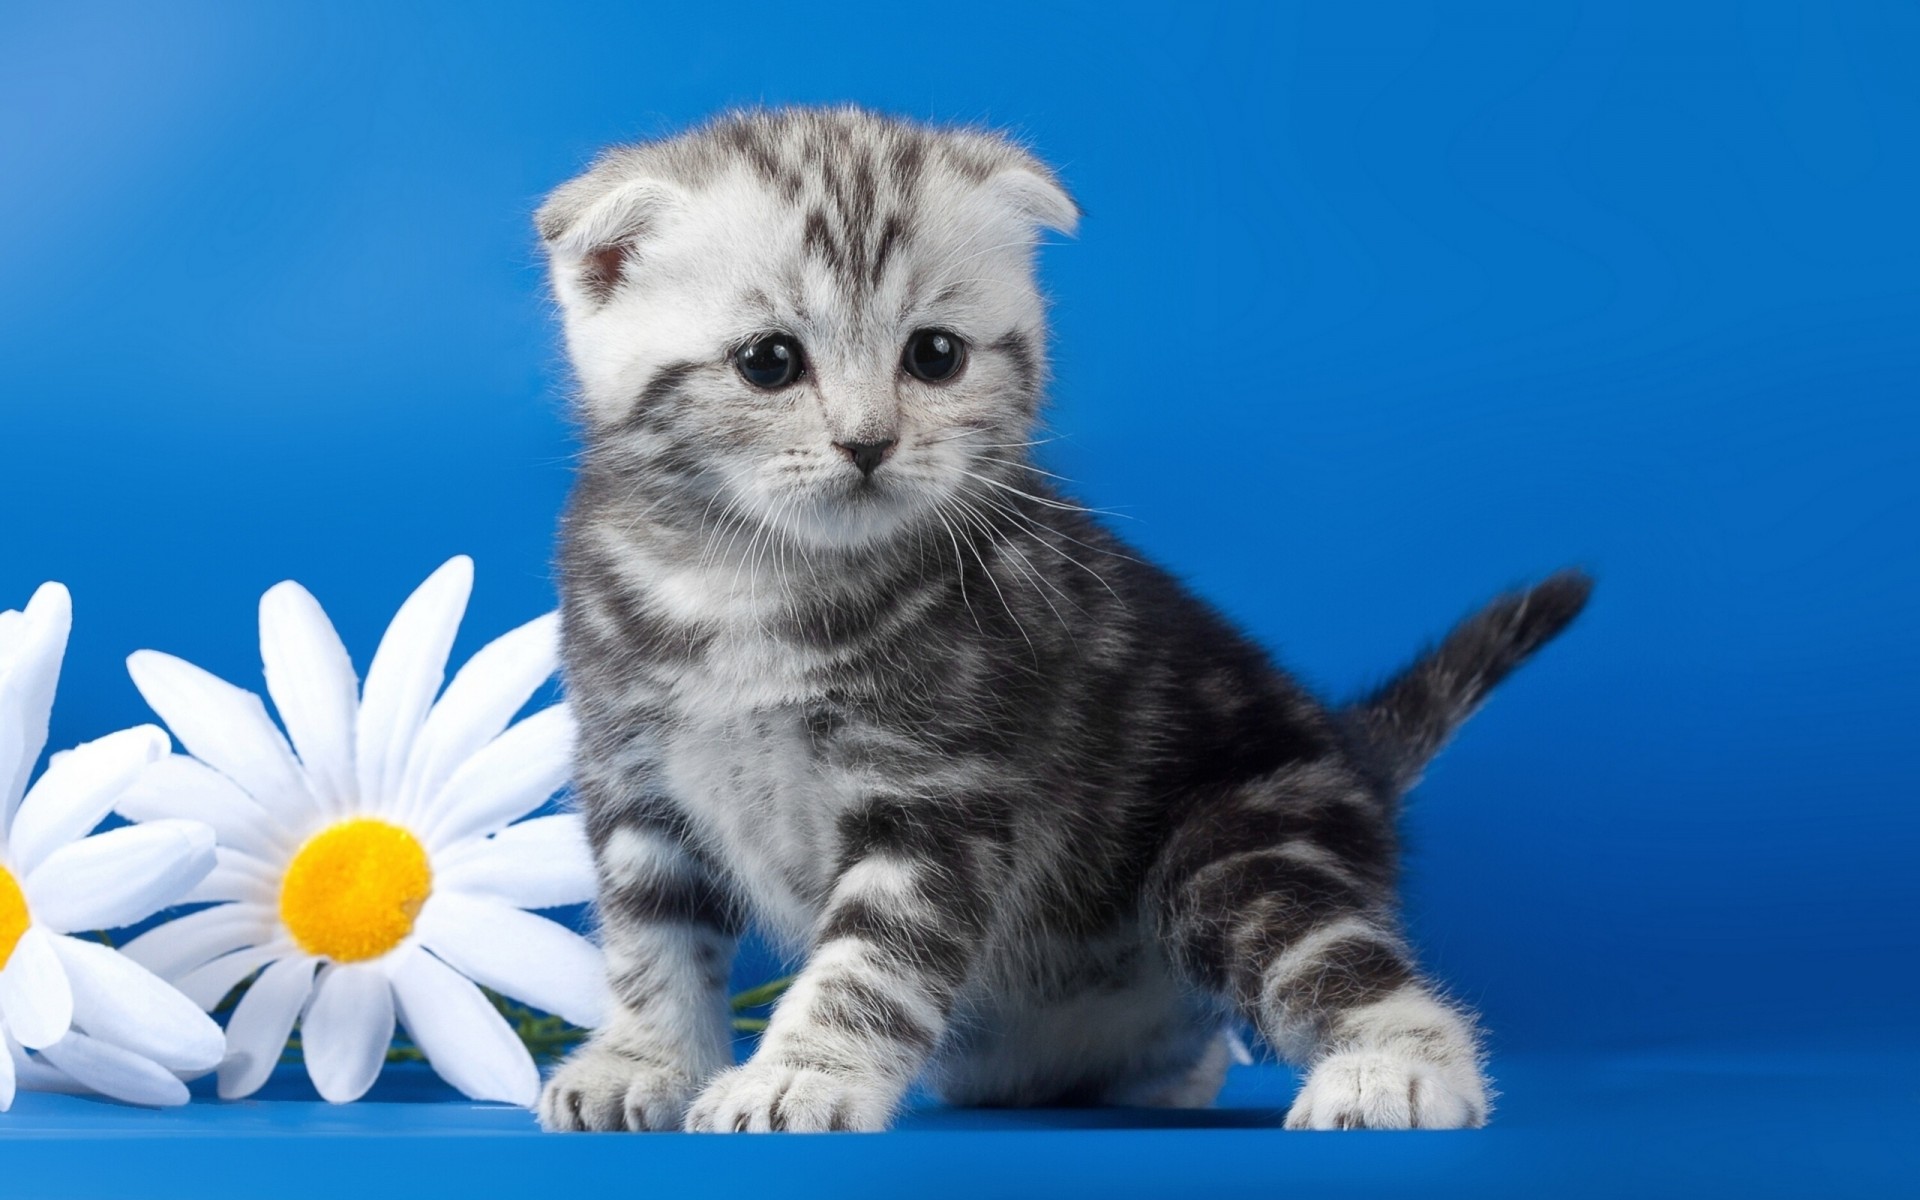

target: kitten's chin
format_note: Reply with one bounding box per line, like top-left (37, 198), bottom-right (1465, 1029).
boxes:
top-left (780, 487), bottom-right (924, 552)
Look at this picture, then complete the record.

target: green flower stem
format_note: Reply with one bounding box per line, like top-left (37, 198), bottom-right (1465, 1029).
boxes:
top-left (729, 975), bottom-right (795, 1011)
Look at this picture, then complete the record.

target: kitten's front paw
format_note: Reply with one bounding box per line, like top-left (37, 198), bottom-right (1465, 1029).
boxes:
top-left (538, 1044), bottom-right (702, 1132)
top-left (684, 1060), bottom-right (895, 1132)
top-left (1285, 1050), bottom-right (1488, 1130)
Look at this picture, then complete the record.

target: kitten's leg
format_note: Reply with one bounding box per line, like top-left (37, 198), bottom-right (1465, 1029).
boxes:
top-left (684, 796), bottom-right (1009, 1133)
top-left (539, 797), bottom-right (740, 1132)
top-left (1150, 763), bottom-right (1489, 1130)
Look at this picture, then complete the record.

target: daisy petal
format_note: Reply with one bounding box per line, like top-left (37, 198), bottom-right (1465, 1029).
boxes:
top-left (217, 954), bottom-right (315, 1099)
top-left (36, 1029), bottom-right (189, 1106)
top-left (0, 927), bottom-right (73, 1048)
top-left (8, 1036), bottom-right (81, 1096)
top-left (355, 556), bottom-right (473, 813)
top-left (388, 943), bottom-right (538, 1106)
top-left (183, 847), bottom-right (280, 905)
top-left (425, 704), bottom-right (575, 850)
top-left (417, 892), bottom-right (607, 1029)
top-left (121, 902), bottom-right (274, 980)
top-left (172, 942), bottom-right (292, 1010)
top-left (260, 581), bottom-right (361, 818)
top-left (436, 814), bottom-right (595, 909)
top-left (0, 607), bottom-right (22, 664)
top-left (399, 612), bottom-right (558, 821)
top-left (25, 819), bottom-right (216, 933)
top-left (0, 1028), bottom-right (13, 1111)
top-left (302, 963), bottom-right (395, 1103)
top-left (125, 650), bottom-right (313, 828)
top-left (8, 725), bottom-right (170, 874)
top-left (50, 934), bottom-right (225, 1072)
top-left (0, 582), bottom-right (71, 828)
top-left (116, 755), bottom-right (293, 861)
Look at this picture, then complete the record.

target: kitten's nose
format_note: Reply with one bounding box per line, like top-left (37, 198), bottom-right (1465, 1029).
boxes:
top-left (833, 438), bottom-right (896, 477)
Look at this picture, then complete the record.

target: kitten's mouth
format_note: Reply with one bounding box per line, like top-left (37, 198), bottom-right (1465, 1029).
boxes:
top-left (774, 473), bottom-right (922, 551)
top-left (836, 471), bottom-right (888, 501)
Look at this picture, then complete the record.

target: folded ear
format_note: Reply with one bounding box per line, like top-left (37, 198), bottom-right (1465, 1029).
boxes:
top-left (987, 163), bottom-right (1079, 238)
top-left (536, 166), bottom-right (688, 308)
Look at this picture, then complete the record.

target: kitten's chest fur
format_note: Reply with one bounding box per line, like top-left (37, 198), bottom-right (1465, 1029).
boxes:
top-left (627, 561), bottom-right (875, 945)
top-left (659, 689), bottom-right (844, 945)
top-left (567, 505), bottom-right (1025, 947)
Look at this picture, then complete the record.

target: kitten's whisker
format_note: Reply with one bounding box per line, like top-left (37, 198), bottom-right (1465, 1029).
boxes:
top-left (770, 498), bottom-right (806, 625)
top-left (748, 496), bottom-right (795, 618)
top-left (702, 494), bottom-right (754, 573)
top-left (917, 425), bottom-right (1003, 448)
top-left (952, 495), bottom-right (1082, 634)
top-left (965, 440), bottom-right (1059, 452)
top-left (960, 491), bottom-right (1105, 610)
top-left (698, 493), bottom-right (743, 556)
top-left (730, 495), bottom-right (780, 603)
top-left (697, 482), bottom-right (734, 529)
top-left (917, 426), bottom-right (1061, 454)
top-left (945, 499), bottom-right (1036, 660)
top-left (931, 502), bottom-right (985, 637)
top-left (972, 455), bottom-right (1079, 487)
top-left (964, 480), bottom-right (1141, 566)
top-left (963, 487), bottom-right (1124, 603)
top-left (959, 468), bottom-right (1120, 518)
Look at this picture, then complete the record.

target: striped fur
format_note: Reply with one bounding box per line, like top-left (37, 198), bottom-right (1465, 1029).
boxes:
top-left (532, 108), bottom-right (1590, 1134)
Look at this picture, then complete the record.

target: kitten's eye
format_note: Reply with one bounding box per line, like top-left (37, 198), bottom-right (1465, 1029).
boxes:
top-left (903, 329), bottom-right (966, 383)
top-left (735, 334), bottom-right (805, 390)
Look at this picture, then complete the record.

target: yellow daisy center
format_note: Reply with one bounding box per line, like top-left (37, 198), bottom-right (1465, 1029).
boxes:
top-left (0, 864), bottom-right (29, 970)
top-left (278, 819), bottom-right (433, 963)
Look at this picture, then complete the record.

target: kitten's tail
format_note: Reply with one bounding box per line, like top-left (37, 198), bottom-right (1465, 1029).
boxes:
top-left (1344, 569), bottom-right (1593, 796)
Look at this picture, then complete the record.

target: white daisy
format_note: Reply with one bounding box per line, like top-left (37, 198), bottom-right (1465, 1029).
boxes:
top-left (1, 582), bottom-right (226, 1112)
top-left (115, 556), bottom-right (606, 1106)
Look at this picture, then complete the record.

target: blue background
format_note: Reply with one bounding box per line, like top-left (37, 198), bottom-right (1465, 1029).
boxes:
top-left (2, 1), bottom-right (1915, 1193)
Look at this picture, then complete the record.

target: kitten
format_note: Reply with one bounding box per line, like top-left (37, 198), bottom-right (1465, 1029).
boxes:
top-left (533, 107), bottom-right (1589, 1133)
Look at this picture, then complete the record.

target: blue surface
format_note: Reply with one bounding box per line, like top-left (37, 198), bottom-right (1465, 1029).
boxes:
top-left (1, 0), bottom-right (1916, 1192)
top-left (5, 1053), bottom-right (1916, 1198)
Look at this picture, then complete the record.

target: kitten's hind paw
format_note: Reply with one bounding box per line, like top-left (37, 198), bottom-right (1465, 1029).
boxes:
top-left (684, 1060), bottom-right (894, 1133)
top-left (1284, 1050), bottom-right (1488, 1130)
top-left (538, 1045), bottom-right (701, 1132)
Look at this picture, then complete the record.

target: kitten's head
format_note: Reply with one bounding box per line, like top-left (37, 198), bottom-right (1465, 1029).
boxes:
top-left (538, 107), bottom-right (1076, 551)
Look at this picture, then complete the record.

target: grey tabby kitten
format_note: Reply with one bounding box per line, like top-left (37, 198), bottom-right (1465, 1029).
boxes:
top-left (533, 107), bottom-right (1589, 1134)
